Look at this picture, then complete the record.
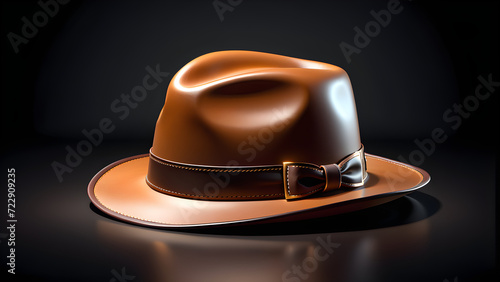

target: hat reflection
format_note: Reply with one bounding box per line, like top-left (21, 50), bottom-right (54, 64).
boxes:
top-left (96, 194), bottom-right (430, 282)
top-left (97, 221), bottom-right (316, 282)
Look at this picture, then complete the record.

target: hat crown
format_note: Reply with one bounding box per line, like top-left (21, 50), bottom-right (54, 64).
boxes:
top-left (151, 51), bottom-right (361, 166)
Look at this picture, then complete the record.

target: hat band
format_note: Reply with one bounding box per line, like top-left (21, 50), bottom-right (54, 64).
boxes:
top-left (146, 146), bottom-right (367, 201)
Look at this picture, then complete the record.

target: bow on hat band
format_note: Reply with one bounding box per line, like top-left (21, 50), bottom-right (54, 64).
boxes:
top-left (146, 146), bottom-right (367, 201)
top-left (283, 146), bottom-right (367, 200)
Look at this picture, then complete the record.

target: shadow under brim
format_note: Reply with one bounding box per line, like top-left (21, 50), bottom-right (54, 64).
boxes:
top-left (90, 191), bottom-right (440, 236)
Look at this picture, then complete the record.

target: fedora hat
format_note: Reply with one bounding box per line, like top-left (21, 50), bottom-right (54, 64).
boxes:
top-left (88, 50), bottom-right (430, 228)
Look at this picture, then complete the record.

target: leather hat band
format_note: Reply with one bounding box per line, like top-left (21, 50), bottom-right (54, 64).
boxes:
top-left (146, 146), bottom-right (367, 201)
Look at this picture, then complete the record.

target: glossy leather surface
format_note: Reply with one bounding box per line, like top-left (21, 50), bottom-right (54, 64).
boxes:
top-left (150, 50), bottom-right (361, 166)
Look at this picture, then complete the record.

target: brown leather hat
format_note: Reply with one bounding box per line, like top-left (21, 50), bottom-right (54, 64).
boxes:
top-left (88, 50), bottom-right (430, 228)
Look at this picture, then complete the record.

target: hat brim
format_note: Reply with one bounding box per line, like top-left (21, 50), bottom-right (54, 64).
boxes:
top-left (88, 153), bottom-right (430, 228)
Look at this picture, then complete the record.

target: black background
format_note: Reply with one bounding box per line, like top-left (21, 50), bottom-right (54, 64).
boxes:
top-left (2, 0), bottom-right (498, 144)
top-left (1, 0), bottom-right (498, 281)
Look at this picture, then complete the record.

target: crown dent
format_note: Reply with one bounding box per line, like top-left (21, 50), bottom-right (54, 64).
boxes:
top-left (151, 51), bottom-right (361, 166)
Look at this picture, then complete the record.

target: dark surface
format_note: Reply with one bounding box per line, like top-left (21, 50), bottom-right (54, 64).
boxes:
top-left (0, 140), bottom-right (496, 282)
top-left (1, 0), bottom-right (498, 281)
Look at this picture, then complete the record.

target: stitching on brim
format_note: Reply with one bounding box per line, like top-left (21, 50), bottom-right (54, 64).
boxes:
top-left (93, 156), bottom-right (180, 225)
top-left (365, 155), bottom-right (424, 182)
top-left (93, 156), bottom-right (283, 225)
